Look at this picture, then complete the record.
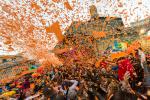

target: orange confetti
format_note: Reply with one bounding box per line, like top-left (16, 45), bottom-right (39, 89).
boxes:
top-left (64, 1), bottom-right (73, 10)
top-left (46, 22), bottom-right (64, 42)
top-left (52, 0), bottom-right (60, 3)
top-left (111, 52), bottom-right (127, 60)
top-left (145, 36), bottom-right (150, 40)
top-left (95, 59), bottom-right (102, 67)
top-left (92, 31), bottom-right (106, 38)
top-left (2, 5), bottom-right (11, 14)
top-left (30, 83), bottom-right (35, 89)
top-left (75, 22), bottom-right (81, 28)
top-left (4, 39), bottom-right (12, 45)
top-left (126, 41), bottom-right (141, 54)
top-left (41, 19), bottom-right (46, 25)
top-left (27, 25), bottom-right (34, 33)
top-left (7, 45), bottom-right (14, 51)
top-left (53, 48), bottom-right (70, 54)
top-left (31, 2), bottom-right (41, 11)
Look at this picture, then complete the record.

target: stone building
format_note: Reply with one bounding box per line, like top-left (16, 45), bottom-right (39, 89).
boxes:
top-left (54, 5), bottom-right (138, 66)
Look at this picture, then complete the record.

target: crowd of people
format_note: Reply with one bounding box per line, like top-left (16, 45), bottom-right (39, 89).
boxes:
top-left (0, 48), bottom-right (150, 100)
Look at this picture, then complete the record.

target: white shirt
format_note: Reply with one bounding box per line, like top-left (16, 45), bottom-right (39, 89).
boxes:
top-left (69, 80), bottom-right (78, 90)
top-left (25, 94), bottom-right (41, 100)
top-left (138, 49), bottom-right (146, 68)
top-left (138, 50), bottom-right (146, 62)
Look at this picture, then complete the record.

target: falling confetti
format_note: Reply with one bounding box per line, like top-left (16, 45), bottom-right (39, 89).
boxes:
top-left (46, 22), bottom-right (64, 42)
top-left (64, 1), bottom-right (73, 10)
top-left (0, 0), bottom-right (149, 65)
top-left (92, 31), bottom-right (106, 38)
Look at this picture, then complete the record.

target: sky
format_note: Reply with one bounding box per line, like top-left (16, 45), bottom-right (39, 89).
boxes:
top-left (0, 0), bottom-right (150, 55)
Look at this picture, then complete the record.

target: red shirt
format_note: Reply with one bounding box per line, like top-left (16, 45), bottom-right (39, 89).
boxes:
top-left (118, 58), bottom-right (133, 80)
top-left (100, 61), bottom-right (108, 68)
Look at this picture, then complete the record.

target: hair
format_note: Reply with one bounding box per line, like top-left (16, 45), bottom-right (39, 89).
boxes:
top-left (110, 91), bottom-right (137, 100)
top-left (138, 47), bottom-right (143, 50)
top-left (56, 92), bottom-right (66, 100)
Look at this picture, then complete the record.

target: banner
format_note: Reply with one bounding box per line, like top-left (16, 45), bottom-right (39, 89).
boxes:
top-left (113, 40), bottom-right (127, 52)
